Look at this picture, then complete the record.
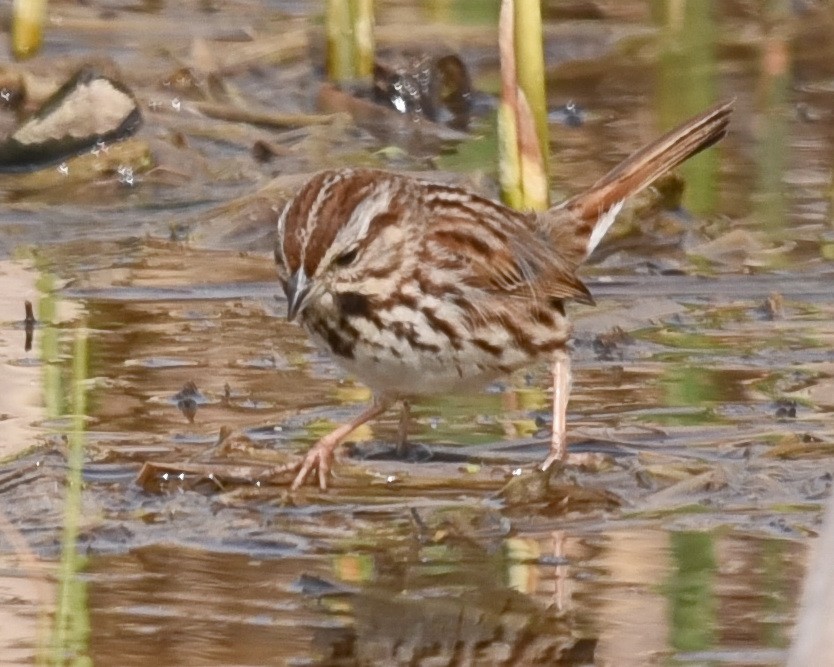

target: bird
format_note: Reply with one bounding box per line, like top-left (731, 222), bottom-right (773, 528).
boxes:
top-left (271, 100), bottom-right (733, 490)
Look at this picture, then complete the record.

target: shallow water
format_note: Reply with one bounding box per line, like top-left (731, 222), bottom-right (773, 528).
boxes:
top-left (1, 1), bottom-right (834, 665)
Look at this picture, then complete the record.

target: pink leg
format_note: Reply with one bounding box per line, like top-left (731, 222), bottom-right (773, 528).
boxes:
top-left (541, 349), bottom-right (571, 471)
top-left (287, 398), bottom-right (392, 490)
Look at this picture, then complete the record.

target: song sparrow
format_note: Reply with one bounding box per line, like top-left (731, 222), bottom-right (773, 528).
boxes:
top-left (272, 100), bottom-right (733, 490)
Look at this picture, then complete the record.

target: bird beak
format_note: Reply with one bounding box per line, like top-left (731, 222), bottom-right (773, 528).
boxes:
top-left (285, 269), bottom-right (312, 321)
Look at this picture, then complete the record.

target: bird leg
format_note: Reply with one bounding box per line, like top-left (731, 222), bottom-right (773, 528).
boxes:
top-left (541, 349), bottom-right (571, 471)
top-left (284, 397), bottom-right (392, 490)
top-left (396, 400), bottom-right (411, 458)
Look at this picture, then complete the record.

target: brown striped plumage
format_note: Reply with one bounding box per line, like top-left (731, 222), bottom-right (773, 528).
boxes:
top-left (273, 100), bottom-right (733, 489)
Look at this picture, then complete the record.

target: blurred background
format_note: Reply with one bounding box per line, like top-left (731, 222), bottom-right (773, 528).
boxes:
top-left (1, 1), bottom-right (833, 665)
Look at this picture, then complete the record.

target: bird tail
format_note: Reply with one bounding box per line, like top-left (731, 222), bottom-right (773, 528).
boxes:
top-left (547, 99), bottom-right (733, 265)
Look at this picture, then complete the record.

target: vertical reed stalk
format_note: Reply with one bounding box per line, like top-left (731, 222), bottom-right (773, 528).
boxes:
top-left (326, 0), bottom-right (375, 84)
top-left (351, 0), bottom-right (375, 80)
top-left (497, 0), bottom-right (549, 211)
top-left (12, 0), bottom-right (48, 59)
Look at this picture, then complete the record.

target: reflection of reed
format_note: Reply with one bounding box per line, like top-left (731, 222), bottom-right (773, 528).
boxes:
top-left (501, 529), bottom-right (679, 664)
top-left (666, 531), bottom-right (717, 651)
top-left (755, 21), bottom-right (790, 242)
top-left (512, 529), bottom-right (794, 664)
top-left (505, 532), bottom-right (572, 613)
top-left (595, 530), bottom-right (671, 665)
top-left (50, 325), bottom-right (91, 663)
top-left (654, 0), bottom-right (719, 216)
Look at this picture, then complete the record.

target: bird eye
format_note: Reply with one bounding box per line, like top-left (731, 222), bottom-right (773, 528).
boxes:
top-left (334, 247), bottom-right (359, 267)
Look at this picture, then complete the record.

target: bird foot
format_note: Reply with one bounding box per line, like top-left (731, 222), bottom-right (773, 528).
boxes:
top-left (263, 441), bottom-right (338, 491)
top-left (290, 440), bottom-right (338, 490)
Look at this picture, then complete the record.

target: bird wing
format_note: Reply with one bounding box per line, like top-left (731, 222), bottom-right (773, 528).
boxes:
top-left (422, 187), bottom-right (593, 304)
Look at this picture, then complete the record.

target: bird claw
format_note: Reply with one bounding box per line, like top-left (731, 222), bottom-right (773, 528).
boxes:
top-left (260, 441), bottom-right (338, 491)
top-left (291, 442), bottom-right (336, 491)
